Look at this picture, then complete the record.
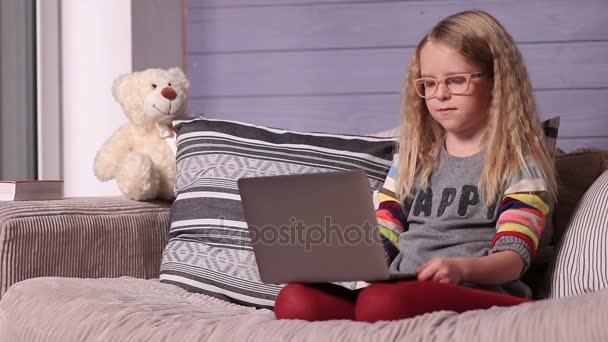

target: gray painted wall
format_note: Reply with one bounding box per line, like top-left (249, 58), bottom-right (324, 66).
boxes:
top-left (184, 0), bottom-right (608, 152)
top-left (132, 0), bottom-right (184, 71)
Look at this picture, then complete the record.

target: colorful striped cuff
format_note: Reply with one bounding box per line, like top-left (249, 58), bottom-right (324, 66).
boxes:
top-left (492, 235), bottom-right (533, 273)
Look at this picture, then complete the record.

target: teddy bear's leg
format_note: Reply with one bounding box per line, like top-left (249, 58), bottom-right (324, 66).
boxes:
top-left (115, 152), bottom-right (160, 201)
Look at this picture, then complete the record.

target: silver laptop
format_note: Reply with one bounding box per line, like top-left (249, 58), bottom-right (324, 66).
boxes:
top-left (237, 170), bottom-right (417, 284)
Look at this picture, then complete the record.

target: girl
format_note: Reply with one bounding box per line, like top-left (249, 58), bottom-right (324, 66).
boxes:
top-left (274, 9), bottom-right (558, 322)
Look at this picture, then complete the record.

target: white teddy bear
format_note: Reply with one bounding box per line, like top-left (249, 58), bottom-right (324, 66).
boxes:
top-left (94, 67), bottom-right (190, 201)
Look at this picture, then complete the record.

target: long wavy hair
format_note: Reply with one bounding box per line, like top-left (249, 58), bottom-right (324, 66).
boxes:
top-left (396, 9), bottom-right (558, 206)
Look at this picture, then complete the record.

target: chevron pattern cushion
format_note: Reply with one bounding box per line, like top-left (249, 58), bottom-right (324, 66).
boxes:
top-left (159, 117), bottom-right (396, 309)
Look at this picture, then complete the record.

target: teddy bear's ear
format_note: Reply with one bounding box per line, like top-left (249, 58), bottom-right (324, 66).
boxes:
top-left (112, 73), bottom-right (132, 103)
top-left (168, 67), bottom-right (190, 90)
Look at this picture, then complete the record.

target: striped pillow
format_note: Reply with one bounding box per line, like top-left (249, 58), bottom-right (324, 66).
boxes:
top-left (541, 116), bottom-right (560, 157)
top-left (159, 117), bottom-right (396, 309)
top-left (547, 169), bottom-right (608, 298)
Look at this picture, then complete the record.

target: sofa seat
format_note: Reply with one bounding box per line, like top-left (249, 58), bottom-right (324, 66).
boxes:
top-left (0, 276), bottom-right (606, 342)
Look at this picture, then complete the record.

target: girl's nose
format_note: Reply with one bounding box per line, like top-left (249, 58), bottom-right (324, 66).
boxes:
top-left (435, 82), bottom-right (451, 100)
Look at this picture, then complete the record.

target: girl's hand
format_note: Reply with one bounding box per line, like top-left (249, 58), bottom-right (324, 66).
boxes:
top-left (416, 257), bottom-right (469, 284)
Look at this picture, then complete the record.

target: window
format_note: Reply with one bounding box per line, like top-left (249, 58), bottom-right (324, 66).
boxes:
top-left (0, 0), bottom-right (37, 179)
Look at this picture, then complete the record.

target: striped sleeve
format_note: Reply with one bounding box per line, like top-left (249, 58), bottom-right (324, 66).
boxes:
top-left (376, 155), bottom-right (408, 265)
top-left (491, 167), bottom-right (550, 274)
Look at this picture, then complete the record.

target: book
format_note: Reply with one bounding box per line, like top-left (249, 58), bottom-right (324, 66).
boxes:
top-left (0, 180), bottom-right (64, 201)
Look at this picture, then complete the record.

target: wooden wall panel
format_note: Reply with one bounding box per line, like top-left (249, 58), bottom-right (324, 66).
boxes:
top-left (187, 42), bottom-right (608, 96)
top-left (185, 0), bottom-right (608, 152)
top-left (187, 0), bottom-right (608, 51)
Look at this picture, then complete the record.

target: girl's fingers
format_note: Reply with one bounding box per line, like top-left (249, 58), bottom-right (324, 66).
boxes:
top-left (416, 262), bottom-right (427, 274)
top-left (417, 263), bottom-right (436, 281)
top-left (415, 263), bottom-right (428, 279)
top-left (416, 258), bottom-right (436, 274)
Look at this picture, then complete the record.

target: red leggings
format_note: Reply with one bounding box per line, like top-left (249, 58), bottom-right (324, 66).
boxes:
top-left (274, 280), bottom-right (533, 322)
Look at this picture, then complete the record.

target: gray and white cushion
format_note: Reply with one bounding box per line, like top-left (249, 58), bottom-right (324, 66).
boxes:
top-left (548, 169), bottom-right (608, 298)
top-left (159, 117), bottom-right (396, 309)
top-left (541, 116), bottom-right (560, 157)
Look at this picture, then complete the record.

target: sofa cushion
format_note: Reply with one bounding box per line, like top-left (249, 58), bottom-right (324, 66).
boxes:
top-left (520, 149), bottom-right (608, 299)
top-left (3, 276), bottom-right (608, 341)
top-left (553, 149), bottom-right (608, 245)
top-left (547, 169), bottom-right (608, 298)
top-left (540, 116), bottom-right (560, 157)
top-left (159, 117), bottom-right (396, 309)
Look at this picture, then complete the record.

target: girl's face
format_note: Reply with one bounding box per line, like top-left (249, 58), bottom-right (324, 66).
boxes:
top-left (418, 41), bottom-right (493, 141)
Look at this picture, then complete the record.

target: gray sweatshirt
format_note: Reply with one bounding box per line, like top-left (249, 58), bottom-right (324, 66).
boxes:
top-left (387, 148), bottom-right (537, 298)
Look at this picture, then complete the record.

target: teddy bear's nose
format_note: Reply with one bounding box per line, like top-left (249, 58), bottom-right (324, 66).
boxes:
top-left (161, 87), bottom-right (178, 101)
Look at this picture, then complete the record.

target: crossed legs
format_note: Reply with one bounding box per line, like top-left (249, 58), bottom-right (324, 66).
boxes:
top-left (274, 280), bottom-right (533, 322)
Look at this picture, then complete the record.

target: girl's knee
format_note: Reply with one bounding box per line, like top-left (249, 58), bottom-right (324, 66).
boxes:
top-left (274, 283), bottom-right (316, 320)
top-left (355, 282), bottom-right (418, 322)
top-left (354, 281), bottom-right (447, 322)
top-left (274, 283), bottom-right (355, 321)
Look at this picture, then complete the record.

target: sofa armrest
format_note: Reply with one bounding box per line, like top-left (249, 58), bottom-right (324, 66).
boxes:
top-left (0, 197), bottom-right (171, 298)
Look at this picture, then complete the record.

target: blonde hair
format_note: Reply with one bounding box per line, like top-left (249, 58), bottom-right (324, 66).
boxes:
top-left (396, 9), bottom-right (558, 206)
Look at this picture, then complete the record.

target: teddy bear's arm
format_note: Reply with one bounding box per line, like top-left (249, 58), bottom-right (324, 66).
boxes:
top-left (93, 125), bottom-right (133, 181)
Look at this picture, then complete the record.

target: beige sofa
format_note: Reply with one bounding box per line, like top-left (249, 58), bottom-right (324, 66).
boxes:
top-left (0, 149), bottom-right (606, 341)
